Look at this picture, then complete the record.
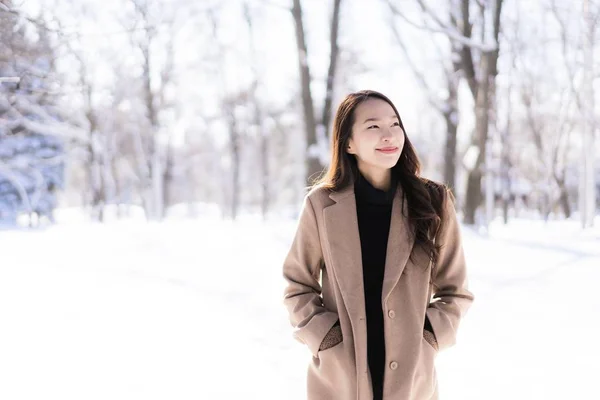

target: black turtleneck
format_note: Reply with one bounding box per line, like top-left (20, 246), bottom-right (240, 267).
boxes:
top-left (354, 170), bottom-right (398, 400)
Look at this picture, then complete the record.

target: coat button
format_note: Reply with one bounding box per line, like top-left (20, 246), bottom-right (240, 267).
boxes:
top-left (390, 361), bottom-right (398, 370)
top-left (388, 310), bottom-right (395, 319)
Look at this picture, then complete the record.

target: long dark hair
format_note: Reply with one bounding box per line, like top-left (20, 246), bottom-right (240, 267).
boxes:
top-left (312, 90), bottom-right (450, 266)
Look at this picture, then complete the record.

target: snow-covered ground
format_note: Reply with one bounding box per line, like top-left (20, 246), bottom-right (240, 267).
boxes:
top-left (0, 209), bottom-right (599, 400)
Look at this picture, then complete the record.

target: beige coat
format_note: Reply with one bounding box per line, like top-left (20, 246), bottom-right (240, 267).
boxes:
top-left (282, 182), bottom-right (474, 400)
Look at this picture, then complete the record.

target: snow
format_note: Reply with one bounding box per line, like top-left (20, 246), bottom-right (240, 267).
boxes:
top-left (0, 210), bottom-right (599, 400)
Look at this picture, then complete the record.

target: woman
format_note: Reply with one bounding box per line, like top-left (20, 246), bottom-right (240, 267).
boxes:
top-left (282, 90), bottom-right (474, 400)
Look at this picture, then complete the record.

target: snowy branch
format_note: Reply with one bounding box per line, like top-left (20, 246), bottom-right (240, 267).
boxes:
top-left (385, 0), bottom-right (497, 52)
top-left (0, 162), bottom-right (33, 212)
top-left (256, 0), bottom-right (290, 11)
top-left (386, 12), bottom-right (444, 112)
top-left (549, 0), bottom-right (584, 112)
top-left (0, 77), bottom-right (21, 84)
top-left (0, 3), bottom-right (57, 33)
top-left (20, 118), bottom-right (87, 142)
top-left (1, 93), bottom-right (88, 142)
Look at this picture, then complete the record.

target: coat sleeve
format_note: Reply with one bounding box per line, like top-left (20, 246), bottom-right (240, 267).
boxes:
top-left (425, 191), bottom-right (475, 352)
top-left (282, 194), bottom-right (339, 358)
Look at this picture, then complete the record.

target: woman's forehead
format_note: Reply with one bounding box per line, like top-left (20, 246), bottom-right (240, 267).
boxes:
top-left (354, 98), bottom-right (396, 121)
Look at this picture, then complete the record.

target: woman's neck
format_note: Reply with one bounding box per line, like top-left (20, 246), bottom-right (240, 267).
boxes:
top-left (357, 166), bottom-right (393, 191)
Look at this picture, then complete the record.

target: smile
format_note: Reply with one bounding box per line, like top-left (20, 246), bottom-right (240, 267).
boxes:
top-left (376, 147), bottom-right (399, 154)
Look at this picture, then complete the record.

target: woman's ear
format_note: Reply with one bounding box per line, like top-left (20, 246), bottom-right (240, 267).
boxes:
top-left (346, 140), bottom-right (355, 155)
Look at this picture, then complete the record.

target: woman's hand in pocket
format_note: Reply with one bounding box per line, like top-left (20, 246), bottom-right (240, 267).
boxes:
top-left (423, 329), bottom-right (439, 351)
top-left (319, 320), bottom-right (343, 352)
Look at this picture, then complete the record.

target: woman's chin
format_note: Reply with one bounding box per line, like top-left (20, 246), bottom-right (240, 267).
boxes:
top-left (376, 158), bottom-right (400, 169)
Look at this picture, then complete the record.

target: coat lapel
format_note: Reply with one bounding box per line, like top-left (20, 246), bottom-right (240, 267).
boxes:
top-left (323, 185), bottom-right (365, 321)
top-left (323, 181), bottom-right (415, 318)
top-left (381, 184), bottom-right (414, 305)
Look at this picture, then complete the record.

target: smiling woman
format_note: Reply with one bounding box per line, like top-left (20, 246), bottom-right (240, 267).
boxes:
top-left (346, 97), bottom-right (405, 190)
top-left (282, 90), bottom-right (474, 400)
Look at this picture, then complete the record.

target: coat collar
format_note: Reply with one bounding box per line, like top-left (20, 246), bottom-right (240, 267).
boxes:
top-left (355, 170), bottom-right (398, 205)
top-left (323, 181), bottom-right (415, 320)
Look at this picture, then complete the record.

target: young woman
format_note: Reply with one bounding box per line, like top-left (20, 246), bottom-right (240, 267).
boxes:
top-left (282, 90), bottom-right (474, 400)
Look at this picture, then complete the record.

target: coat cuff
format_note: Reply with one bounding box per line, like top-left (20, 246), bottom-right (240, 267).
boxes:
top-left (293, 311), bottom-right (339, 358)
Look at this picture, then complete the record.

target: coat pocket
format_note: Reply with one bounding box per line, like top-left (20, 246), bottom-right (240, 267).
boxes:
top-left (308, 340), bottom-right (355, 399)
top-left (314, 340), bottom-right (349, 385)
top-left (416, 336), bottom-right (438, 398)
top-left (421, 334), bottom-right (437, 357)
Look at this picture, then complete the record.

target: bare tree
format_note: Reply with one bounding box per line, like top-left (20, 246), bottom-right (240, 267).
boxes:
top-left (124, 0), bottom-right (179, 220)
top-left (493, 1), bottom-right (588, 222)
top-left (0, 1), bottom-right (83, 225)
top-left (550, 0), bottom-right (598, 227)
top-left (291, 0), bottom-right (342, 185)
top-left (386, 1), bottom-right (461, 191)
top-left (519, 80), bottom-right (574, 219)
top-left (321, 0), bottom-right (342, 152)
top-left (226, 95), bottom-right (243, 220)
top-left (57, 19), bottom-right (111, 221)
top-left (383, 0), bottom-right (504, 225)
top-left (243, 2), bottom-right (271, 220)
top-left (460, 0), bottom-right (504, 225)
top-left (207, 7), bottom-right (245, 220)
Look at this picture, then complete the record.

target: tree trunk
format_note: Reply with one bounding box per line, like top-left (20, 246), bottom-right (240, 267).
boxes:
top-left (258, 107), bottom-right (269, 220)
top-left (465, 167), bottom-right (483, 225)
top-left (143, 41), bottom-right (163, 221)
top-left (85, 104), bottom-right (105, 221)
top-left (464, 53), bottom-right (491, 225)
top-left (500, 127), bottom-right (512, 225)
top-left (151, 146), bottom-right (163, 220)
top-left (320, 0), bottom-right (342, 145)
top-left (462, 0), bottom-right (504, 225)
top-left (162, 138), bottom-right (174, 216)
top-left (443, 108), bottom-right (458, 191)
top-left (134, 0), bottom-right (164, 221)
top-left (554, 174), bottom-right (572, 218)
top-left (580, 0), bottom-right (596, 228)
top-left (291, 0), bottom-right (320, 184)
top-left (227, 103), bottom-right (240, 220)
top-left (243, 3), bottom-right (270, 220)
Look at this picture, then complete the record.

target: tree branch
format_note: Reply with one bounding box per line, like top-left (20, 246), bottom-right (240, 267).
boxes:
top-left (386, 11), bottom-right (443, 112)
top-left (0, 77), bottom-right (20, 84)
top-left (550, 0), bottom-right (584, 112)
top-left (386, 0), bottom-right (496, 52)
top-left (0, 3), bottom-right (58, 33)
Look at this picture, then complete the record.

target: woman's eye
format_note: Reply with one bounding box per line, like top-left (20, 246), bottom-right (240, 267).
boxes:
top-left (367, 125), bottom-right (379, 129)
top-left (392, 122), bottom-right (400, 127)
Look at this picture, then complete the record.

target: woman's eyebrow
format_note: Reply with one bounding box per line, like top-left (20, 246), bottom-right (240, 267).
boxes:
top-left (363, 115), bottom-right (398, 123)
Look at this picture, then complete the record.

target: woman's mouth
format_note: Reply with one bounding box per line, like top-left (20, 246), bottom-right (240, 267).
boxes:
top-left (376, 147), bottom-right (399, 154)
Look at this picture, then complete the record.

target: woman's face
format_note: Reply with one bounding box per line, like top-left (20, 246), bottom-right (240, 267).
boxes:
top-left (346, 98), bottom-right (405, 178)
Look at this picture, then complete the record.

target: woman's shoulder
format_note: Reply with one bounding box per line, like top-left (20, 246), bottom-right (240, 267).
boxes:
top-left (302, 182), bottom-right (337, 210)
top-left (305, 182), bottom-right (333, 201)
